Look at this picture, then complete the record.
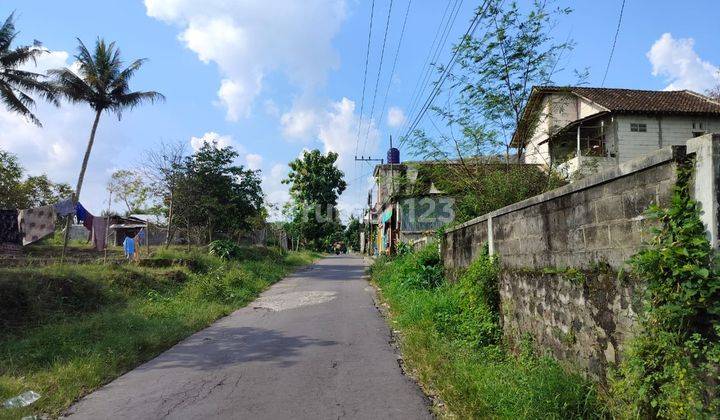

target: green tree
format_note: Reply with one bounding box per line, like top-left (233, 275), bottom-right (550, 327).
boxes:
top-left (402, 0), bottom-right (571, 222)
top-left (107, 169), bottom-right (150, 214)
top-left (50, 38), bottom-right (163, 254)
top-left (343, 215), bottom-right (361, 252)
top-left (0, 149), bottom-right (25, 207)
top-left (173, 142), bottom-right (263, 243)
top-left (0, 13), bottom-right (57, 125)
top-left (283, 150), bottom-right (346, 250)
top-left (0, 149), bottom-right (72, 209)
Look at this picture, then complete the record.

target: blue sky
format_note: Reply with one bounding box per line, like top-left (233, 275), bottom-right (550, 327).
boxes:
top-left (1, 0), bottom-right (719, 219)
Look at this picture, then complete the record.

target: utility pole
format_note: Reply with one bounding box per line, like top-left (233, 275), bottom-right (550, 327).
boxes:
top-left (355, 155), bottom-right (383, 256)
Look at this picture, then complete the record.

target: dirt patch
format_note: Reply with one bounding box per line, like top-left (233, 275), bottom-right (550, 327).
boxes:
top-left (252, 291), bottom-right (336, 311)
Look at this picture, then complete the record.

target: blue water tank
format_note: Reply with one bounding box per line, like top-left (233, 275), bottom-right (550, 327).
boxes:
top-left (387, 147), bottom-right (400, 164)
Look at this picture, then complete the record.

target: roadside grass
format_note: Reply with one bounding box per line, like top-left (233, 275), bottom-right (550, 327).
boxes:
top-left (0, 246), bottom-right (318, 419)
top-left (370, 247), bottom-right (607, 419)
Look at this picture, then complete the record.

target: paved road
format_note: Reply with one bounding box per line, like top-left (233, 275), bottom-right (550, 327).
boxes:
top-left (65, 255), bottom-right (432, 419)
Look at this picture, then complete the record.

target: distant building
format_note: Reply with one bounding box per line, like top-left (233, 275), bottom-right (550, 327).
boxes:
top-left (514, 86), bottom-right (720, 175)
top-left (370, 152), bottom-right (524, 255)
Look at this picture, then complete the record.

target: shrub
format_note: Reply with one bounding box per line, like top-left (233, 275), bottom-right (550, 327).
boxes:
top-left (610, 164), bottom-right (720, 417)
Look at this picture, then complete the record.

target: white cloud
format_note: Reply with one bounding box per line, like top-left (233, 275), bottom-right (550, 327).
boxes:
top-left (280, 107), bottom-right (319, 140)
top-left (145, 0), bottom-right (347, 120)
top-left (647, 33), bottom-right (720, 91)
top-left (189, 131), bottom-right (236, 152)
top-left (245, 153), bottom-right (263, 171)
top-left (387, 106), bottom-right (406, 128)
top-left (274, 97), bottom-right (380, 220)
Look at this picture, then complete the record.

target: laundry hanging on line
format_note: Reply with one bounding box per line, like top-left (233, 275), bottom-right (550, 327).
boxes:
top-left (53, 197), bottom-right (75, 217)
top-left (0, 209), bottom-right (22, 245)
top-left (18, 205), bottom-right (56, 246)
top-left (91, 217), bottom-right (108, 252)
top-left (123, 235), bottom-right (135, 259)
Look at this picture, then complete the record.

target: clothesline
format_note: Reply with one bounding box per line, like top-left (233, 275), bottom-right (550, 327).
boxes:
top-left (0, 197), bottom-right (110, 251)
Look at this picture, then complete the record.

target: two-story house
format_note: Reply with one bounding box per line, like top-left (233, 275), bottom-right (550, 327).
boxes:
top-left (514, 86), bottom-right (720, 175)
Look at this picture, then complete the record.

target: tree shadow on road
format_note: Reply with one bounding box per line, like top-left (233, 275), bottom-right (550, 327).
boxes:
top-left (134, 325), bottom-right (337, 371)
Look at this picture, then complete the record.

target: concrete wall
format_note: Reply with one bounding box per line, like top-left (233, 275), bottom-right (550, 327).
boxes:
top-left (442, 134), bottom-right (720, 379)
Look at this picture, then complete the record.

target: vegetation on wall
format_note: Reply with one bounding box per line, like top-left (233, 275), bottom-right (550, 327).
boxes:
top-left (610, 164), bottom-right (720, 418)
top-left (370, 245), bottom-right (604, 418)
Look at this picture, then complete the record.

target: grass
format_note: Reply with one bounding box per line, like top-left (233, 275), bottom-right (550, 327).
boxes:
top-left (370, 247), bottom-right (607, 419)
top-left (0, 246), bottom-right (318, 419)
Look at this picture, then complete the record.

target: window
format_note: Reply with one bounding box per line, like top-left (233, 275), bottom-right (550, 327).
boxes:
top-left (630, 123), bottom-right (647, 132)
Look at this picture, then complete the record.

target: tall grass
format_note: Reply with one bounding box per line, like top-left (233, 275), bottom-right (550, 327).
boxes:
top-left (0, 246), bottom-right (316, 419)
top-left (371, 246), bottom-right (606, 419)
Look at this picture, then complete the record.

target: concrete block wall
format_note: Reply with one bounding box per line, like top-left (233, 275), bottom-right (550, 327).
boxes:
top-left (442, 134), bottom-right (720, 379)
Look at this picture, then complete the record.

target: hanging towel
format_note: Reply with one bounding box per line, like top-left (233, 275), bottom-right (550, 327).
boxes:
top-left (0, 209), bottom-right (22, 245)
top-left (123, 236), bottom-right (135, 259)
top-left (91, 217), bottom-right (108, 252)
top-left (18, 205), bottom-right (56, 245)
top-left (75, 202), bottom-right (89, 223)
top-left (53, 198), bottom-right (75, 217)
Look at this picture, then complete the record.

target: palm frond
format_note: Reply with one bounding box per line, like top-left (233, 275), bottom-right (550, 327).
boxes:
top-left (0, 82), bottom-right (40, 125)
top-left (110, 90), bottom-right (165, 120)
top-left (47, 67), bottom-right (96, 106)
top-left (0, 13), bottom-right (17, 53)
top-left (2, 68), bottom-right (59, 105)
top-left (0, 45), bottom-right (41, 68)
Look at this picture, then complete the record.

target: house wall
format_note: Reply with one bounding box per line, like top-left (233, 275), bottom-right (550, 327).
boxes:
top-left (524, 93), bottom-right (606, 166)
top-left (617, 114), bottom-right (720, 163)
top-left (441, 141), bottom-right (709, 379)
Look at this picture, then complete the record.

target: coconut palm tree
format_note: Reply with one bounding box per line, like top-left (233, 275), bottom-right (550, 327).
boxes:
top-left (50, 38), bottom-right (164, 255)
top-left (0, 13), bottom-right (58, 125)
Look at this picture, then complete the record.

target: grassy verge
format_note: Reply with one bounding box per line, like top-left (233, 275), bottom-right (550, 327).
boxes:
top-left (0, 246), bottom-right (318, 419)
top-left (370, 246), bottom-right (607, 419)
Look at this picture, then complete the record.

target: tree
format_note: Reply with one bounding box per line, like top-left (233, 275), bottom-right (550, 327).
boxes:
top-left (344, 216), bottom-right (361, 252)
top-left (284, 150), bottom-right (347, 207)
top-left (173, 142), bottom-right (264, 244)
top-left (283, 149), bottom-right (346, 250)
top-left (401, 0), bottom-right (572, 222)
top-left (140, 140), bottom-right (187, 247)
top-left (706, 76), bottom-right (720, 101)
top-left (0, 149), bottom-right (72, 209)
top-left (50, 38), bottom-right (163, 254)
top-left (107, 169), bottom-right (150, 214)
top-left (0, 13), bottom-right (57, 125)
top-left (411, 0), bottom-right (573, 163)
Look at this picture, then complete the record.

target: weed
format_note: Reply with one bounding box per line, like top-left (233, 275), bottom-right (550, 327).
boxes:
top-left (371, 245), bottom-right (605, 418)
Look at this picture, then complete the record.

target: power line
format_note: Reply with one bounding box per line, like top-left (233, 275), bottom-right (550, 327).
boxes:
top-left (601, 0), bottom-right (626, 87)
top-left (396, 0), bottom-right (457, 139)
top-left (361, 0), bottom-right (395, 155)
top-left (354, 0), bottom-right (376, 157)
top-left (401, 1), bottom-right (490, 142)
top-left (376, 0), bottom-right (412, 150)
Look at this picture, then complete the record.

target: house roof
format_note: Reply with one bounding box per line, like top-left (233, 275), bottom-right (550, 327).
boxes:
top-left (512, 86), bottom-right (720, 146)
top-left (569, 87), bottom-right (720, 114)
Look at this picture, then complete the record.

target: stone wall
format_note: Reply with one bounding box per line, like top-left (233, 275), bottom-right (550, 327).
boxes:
top-left (442, 134), bottom-right (720, 379)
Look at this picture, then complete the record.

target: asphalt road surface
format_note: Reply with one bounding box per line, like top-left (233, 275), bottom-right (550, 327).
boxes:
top-left (65, 254), bottom-right (432, 420)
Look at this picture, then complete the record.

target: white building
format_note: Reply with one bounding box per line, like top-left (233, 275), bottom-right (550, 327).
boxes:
top-left (513, 86), bottom-right (720, 175)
